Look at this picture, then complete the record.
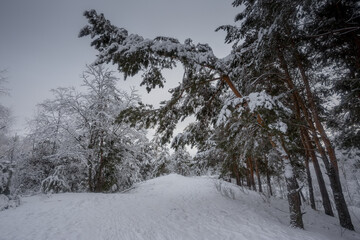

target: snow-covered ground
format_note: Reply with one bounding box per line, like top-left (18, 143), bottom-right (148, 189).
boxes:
top-left (0, 174), bottom-right (359, 240)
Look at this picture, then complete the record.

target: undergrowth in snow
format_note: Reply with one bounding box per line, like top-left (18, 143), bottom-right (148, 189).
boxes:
top-left (0, 174), bottom-right (359, 240)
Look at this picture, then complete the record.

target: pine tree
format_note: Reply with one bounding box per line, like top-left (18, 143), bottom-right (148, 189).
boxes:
top-left (221, 0), bottom-right (356, 229)
top-left (80, 9), bottom-right (306, 228)
top-left (306, 0), bottom-right (360, 150)
top-left (169, 147), bottom-right (192, 176)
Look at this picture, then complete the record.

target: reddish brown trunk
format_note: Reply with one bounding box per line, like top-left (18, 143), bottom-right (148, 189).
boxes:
top-left (277, 44), bottom-right (354, 230)
top-left (302, 130), bottom-right (334, 215)
top-left (295, 56), bottom-right (339, 172)
top-left (222, 74), bottom-right (303, 228)
top-left (278, 48), bottom-right (334, 216)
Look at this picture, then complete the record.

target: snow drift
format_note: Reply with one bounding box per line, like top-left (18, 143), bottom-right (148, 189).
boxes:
top-left (0, 174), bottom-right (359, 240)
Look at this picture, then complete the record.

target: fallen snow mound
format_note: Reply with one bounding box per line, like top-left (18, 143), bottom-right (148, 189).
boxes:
top-left (0, 174), bottom-right (359, 240)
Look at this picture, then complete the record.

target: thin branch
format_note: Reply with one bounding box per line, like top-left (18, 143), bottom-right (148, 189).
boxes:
top-left (306, 26), bottom-right (360, 38)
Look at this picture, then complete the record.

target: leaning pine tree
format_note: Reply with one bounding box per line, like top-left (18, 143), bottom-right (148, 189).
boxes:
top-left (218, 0), bottom-right (355, 230)
top-left (79, 9), bottom-right (305, 228)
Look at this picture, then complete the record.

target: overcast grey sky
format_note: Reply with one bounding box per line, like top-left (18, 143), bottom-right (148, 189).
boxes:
top-left (0, 0), bottom-right (239, 134)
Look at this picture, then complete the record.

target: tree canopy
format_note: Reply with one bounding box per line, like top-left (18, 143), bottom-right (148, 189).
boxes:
top-left (79, 1), bottom-right (359, 230)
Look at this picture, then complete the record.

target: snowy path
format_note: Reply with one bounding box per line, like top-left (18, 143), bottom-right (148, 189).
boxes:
top-left (0, 174), bottom-right (359, 240)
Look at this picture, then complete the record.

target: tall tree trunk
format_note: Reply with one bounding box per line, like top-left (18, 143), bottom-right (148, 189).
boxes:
top-left (286, 175), bottom-right (304, 228)
top-left (280, 138), bottom-right (304, 229)
top-left (255, 158), bottom-right (262, 193)
top-left (222, 75), bottom-right (303, 228)
top-left (294, 53), bottom-right (354, 230)
top-left (265, 157), bottom-right (273, 196)
top-left (266, 171), bottom-right (273, 196)
top-left (266, 172), bottom-right (273, 196)
top-left (302, 130), bottom-right (334, 215)
top-left (249, 156), bottom-right (256, 191)
top-left (232, 157), bottom-right (241, 186)
top-left (305, 132), bottom-right (334, 215)
top-left (304, 148), bottom-right (316, 210)
top-left (277, 49), bottom-right (333, 216)
top-left (246, 157), bottom-right (251, 189)
top-left (304, 156), bottom-right (315, 210)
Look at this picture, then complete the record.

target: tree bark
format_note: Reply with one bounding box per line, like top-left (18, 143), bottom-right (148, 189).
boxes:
top-left (302, 130), bottom-right (334, 215)
top-left (304, 147), bottom-right (316, 210)
top-left (286, 175), bottom-right (304, 228)
top-left (255, 158), bottom-right (262, 193)
top-left (249, 156), bottom-right (256, 191)
top-left (232, 157), bottom-right (241, 186)
top-left (265, 157), bottom-right (273, 196)
top-left (266, 173), bottom-right (273, 197)
top-left (281, 141), bottom-right (304, 229)
top-left (294, 52), bottom-right (354, 230)
top-left (277, 49), bottom-right (334, 216)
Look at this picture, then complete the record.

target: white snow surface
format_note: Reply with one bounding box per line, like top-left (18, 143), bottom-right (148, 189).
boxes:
top-left (0, 174), bottom-right (359, 240)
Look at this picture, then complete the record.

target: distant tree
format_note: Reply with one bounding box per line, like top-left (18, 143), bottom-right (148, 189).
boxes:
top-left (0, 70), bottom-right (11, 135)
top-left (151, 137), bottom-right (171, 177)
top-left (24, 65), bottom-right (153, 193)
top-left (0, 70), bottom-right (16, 196)
top-left (169, 147), bottom-right (192, 176)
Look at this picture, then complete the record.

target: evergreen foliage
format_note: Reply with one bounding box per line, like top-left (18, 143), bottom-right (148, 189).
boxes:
top-left (306, 0), bottom-right (360, 149)
top-left (78, 1), bottom-right (359, 229)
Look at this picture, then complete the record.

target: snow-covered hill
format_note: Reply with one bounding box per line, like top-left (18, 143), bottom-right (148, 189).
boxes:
top-left (0, 174), bottom-right (359, 240)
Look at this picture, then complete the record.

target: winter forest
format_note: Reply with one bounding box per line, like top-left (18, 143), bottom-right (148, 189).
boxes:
top-left (0, 0), bottom-right (360, 239)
